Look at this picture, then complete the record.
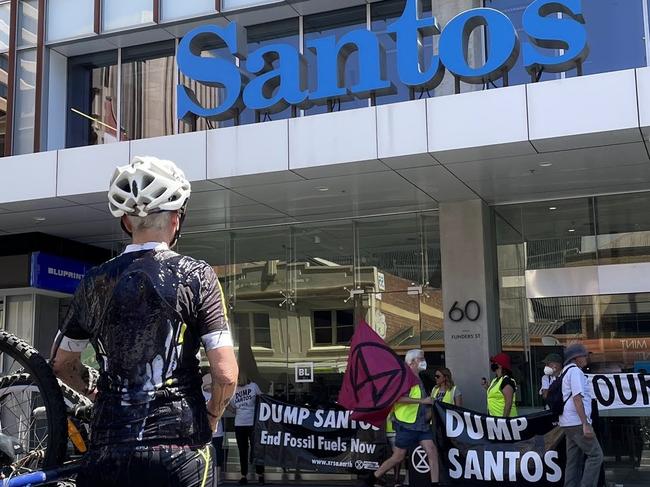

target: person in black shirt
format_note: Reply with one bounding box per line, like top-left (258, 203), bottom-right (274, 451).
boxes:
top-left (52, 156), bottom-right (239, 487)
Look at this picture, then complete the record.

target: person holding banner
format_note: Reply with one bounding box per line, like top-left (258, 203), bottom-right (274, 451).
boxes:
top-left (363, 349), bottom-right (440, 487)
top-left (559, 343), bottom-right (604, 487)
top-left (431, 368), bottom-right (462, 406)
top-left (485, 353), bottom-right (518, 417)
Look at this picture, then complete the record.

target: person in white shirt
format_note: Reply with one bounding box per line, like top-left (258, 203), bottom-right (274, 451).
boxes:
top-left (539, 353), bottom-right (562, 402)
top-left (230, 375), bottom-right (264, 485)
top-left (559, 343), bottom-right (603, 487)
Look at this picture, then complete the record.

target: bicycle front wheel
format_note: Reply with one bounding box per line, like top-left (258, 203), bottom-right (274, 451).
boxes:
top-left (0, 331), bottom-right (67, 470)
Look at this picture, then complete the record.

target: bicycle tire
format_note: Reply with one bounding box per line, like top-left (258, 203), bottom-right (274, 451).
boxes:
top-left (0, 332), bottom-right (67, 469)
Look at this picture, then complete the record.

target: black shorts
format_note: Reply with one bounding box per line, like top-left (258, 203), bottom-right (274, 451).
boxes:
top-left (76, 444), bottom-right (216, 487)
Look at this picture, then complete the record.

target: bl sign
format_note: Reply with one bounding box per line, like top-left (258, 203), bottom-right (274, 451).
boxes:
top-left (177, 0), bottom-right (588, 122)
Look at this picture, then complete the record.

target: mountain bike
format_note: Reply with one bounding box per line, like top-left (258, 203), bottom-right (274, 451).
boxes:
top-left (0, 331), bottom-right (93, 486)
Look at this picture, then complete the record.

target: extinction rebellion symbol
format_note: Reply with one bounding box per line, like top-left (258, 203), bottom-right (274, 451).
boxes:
top-left (412, 447), bottom-right (430, 474)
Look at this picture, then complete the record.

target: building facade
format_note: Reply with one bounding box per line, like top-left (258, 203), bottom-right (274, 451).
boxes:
top-left (0, 0), bottom-right (649, 483)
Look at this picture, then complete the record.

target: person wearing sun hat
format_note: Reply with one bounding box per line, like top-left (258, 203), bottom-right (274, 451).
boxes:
top-left (540, 352), bottom-right (563, 401)
top-left (560, 343), bottom-right (603, 487)
top-left (485, 352), bottom-right (518, 417)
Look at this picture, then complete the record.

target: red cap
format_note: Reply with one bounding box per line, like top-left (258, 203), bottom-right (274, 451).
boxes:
top-left (490, 352), bottom-right (512, 371)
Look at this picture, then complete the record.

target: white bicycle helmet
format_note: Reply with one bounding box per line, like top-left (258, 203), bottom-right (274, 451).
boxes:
top-left (108, 156), bottom-right (191, 218)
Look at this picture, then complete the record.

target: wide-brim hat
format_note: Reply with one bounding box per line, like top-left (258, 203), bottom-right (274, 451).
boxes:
top-left (564, 343), bottom-right (589, 365)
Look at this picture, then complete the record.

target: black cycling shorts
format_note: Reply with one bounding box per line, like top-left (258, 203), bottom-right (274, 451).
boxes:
top-left (76, 444), bottom-right (216, 487)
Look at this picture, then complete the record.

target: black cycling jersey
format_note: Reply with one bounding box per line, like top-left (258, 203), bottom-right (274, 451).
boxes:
top-left (60, 248), bottom-right (231, 448)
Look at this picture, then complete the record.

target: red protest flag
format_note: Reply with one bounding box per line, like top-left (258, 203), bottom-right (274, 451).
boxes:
top-left (338, 321), bottom-right (419, 427)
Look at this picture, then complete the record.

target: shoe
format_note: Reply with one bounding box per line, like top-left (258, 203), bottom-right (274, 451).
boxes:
top-left (238, 477), bottom-right (248, 485)
top-left (258, 476), bottom-right (265, 485)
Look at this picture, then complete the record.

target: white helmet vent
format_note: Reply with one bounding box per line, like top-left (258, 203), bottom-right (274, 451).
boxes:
top-left (108, 156), bottom-right (191, 218)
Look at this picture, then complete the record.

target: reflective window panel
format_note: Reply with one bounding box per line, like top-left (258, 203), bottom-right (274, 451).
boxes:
top-left (67, 50), bottom-right (119, 148)
top-left (0, 53), bottom-right (8, 155)
top-left (13, 49), bottom-right (36, 155)
top-left (17, 0), bottom-right (38, 49)
top-left (121, 42), bottom-right (175, 141)
top-left (102, 0), bottom-right (154, 32)
top-left (221, 0), bottom-right (283, 11)
top-left (304, 6), bottom-right (369, 115)
top-left (0, 2), bottom-right (10, 52)
top-left (46, 0), bottom-right (94, 42)
top-left (160, 0), bottom-right (215, 21)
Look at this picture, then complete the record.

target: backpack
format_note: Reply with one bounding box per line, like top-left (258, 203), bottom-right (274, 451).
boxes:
top-left (546, 365), bottom-right (577, 418)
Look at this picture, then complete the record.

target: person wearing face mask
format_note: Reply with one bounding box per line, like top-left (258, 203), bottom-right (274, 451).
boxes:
top-left (484, 352), bottom-right (518, 417)
top-left (364, 349), bottom-right (440, 487)
top-left (540, 353), bottom-right (563, 402)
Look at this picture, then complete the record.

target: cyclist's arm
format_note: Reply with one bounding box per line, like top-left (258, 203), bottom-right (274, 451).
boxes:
top-left (52, 346), bottom-right (92, 398)
top-left (205, 345), bottom-right (238, 423)
top-left (197, 265), bottom-right (238, 428)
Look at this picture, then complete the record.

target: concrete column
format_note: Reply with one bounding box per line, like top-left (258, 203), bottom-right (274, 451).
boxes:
top-left (440, 200), bottom-right (500, 413)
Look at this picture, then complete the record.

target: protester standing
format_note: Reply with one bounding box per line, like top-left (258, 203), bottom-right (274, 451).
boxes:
top-left (540, 353), bottom-right (563, 401)
top-left (485, 353), bottom-right (518, 417)
top-left (364, 349), bottom-right (439, 487)
top-left (431, 368), bottom-right (462, 406)
top-left (560, 343), bottom-right (604, 487)
top-left (231, 375), bottom-right (265, 485)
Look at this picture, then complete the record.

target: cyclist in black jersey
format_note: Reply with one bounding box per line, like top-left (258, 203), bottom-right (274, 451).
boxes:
top-left (51, 156), bottom-right (239, 487)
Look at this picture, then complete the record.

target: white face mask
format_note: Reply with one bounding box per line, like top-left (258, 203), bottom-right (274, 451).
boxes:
top-left (418, 360), bottom-right (427, 371)
top-left (544, 366), bottom-right (554, 376)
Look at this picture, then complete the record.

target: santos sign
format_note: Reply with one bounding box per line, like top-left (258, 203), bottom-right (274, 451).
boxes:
top-left (177, 0), bottom-right (588, 122)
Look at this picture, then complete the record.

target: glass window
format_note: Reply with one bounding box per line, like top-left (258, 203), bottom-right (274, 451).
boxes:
top-left (252, 312), bottom-right (272, 348)
top-left (371, 0), bottom-right (436, 105)
top-left (102, 0), bottom-right (154, 32)
top-left (221, 0), bottom-right (283, 11)
top-left (304, 6), bottom-right (369, 116)
top-left (67, 50), bottom-right (119, 148)
top-left (312, 310), bottom-right (353, 346)
top-left (17, 0), bottom-right (38, 49)
top-left (487, 0), bottom-right (561, 87)
top-left (490, 0), bottom-right (647, 82)
top-left (121, 42), bottom-right (175, 141)
top-left (0, 2), bottom-right (10, 52)
top-left (313, 310), bottom-right (333, 345)
top-left (595, 193), bottom-right (650, 265)
top-left (237, 18), bottom-right (300, 126)
top-left (0, 53), bottom-right (8, 155)
top-left (46, 0), bottom-right (94, 42)
top-left (161, 0), bottom-right (215, 21)
top-left (506, 198), bottom-right (597, 270)
top-left (13, 49), bottom-right (36, 155)
top-left (576, 0), bottom-right (646, 76)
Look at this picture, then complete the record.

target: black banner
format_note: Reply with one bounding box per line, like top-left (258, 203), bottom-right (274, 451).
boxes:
top-left (254, 396), bottom-right (387, 473)
top-left (433, 403), bottom-right (565, 486)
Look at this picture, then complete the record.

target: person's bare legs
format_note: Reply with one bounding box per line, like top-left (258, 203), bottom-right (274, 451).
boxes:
top-left (374, 448), bottom-right (407, 479)
top-left (420, 439), bottom-right (439, 483)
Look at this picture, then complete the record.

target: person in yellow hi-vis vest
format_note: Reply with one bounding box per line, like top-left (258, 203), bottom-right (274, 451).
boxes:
top-left (431, 368), bottom-right (462, 407)
top-left (364, 350), bottom-right (439, 487)
top-left (484, 352), bottom-right (518, 417)
top-left (384, 412), bottom-right (404, 486)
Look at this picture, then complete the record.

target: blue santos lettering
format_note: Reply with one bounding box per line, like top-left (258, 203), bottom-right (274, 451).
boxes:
top-left (178, 0), bottom-right (588, 121)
